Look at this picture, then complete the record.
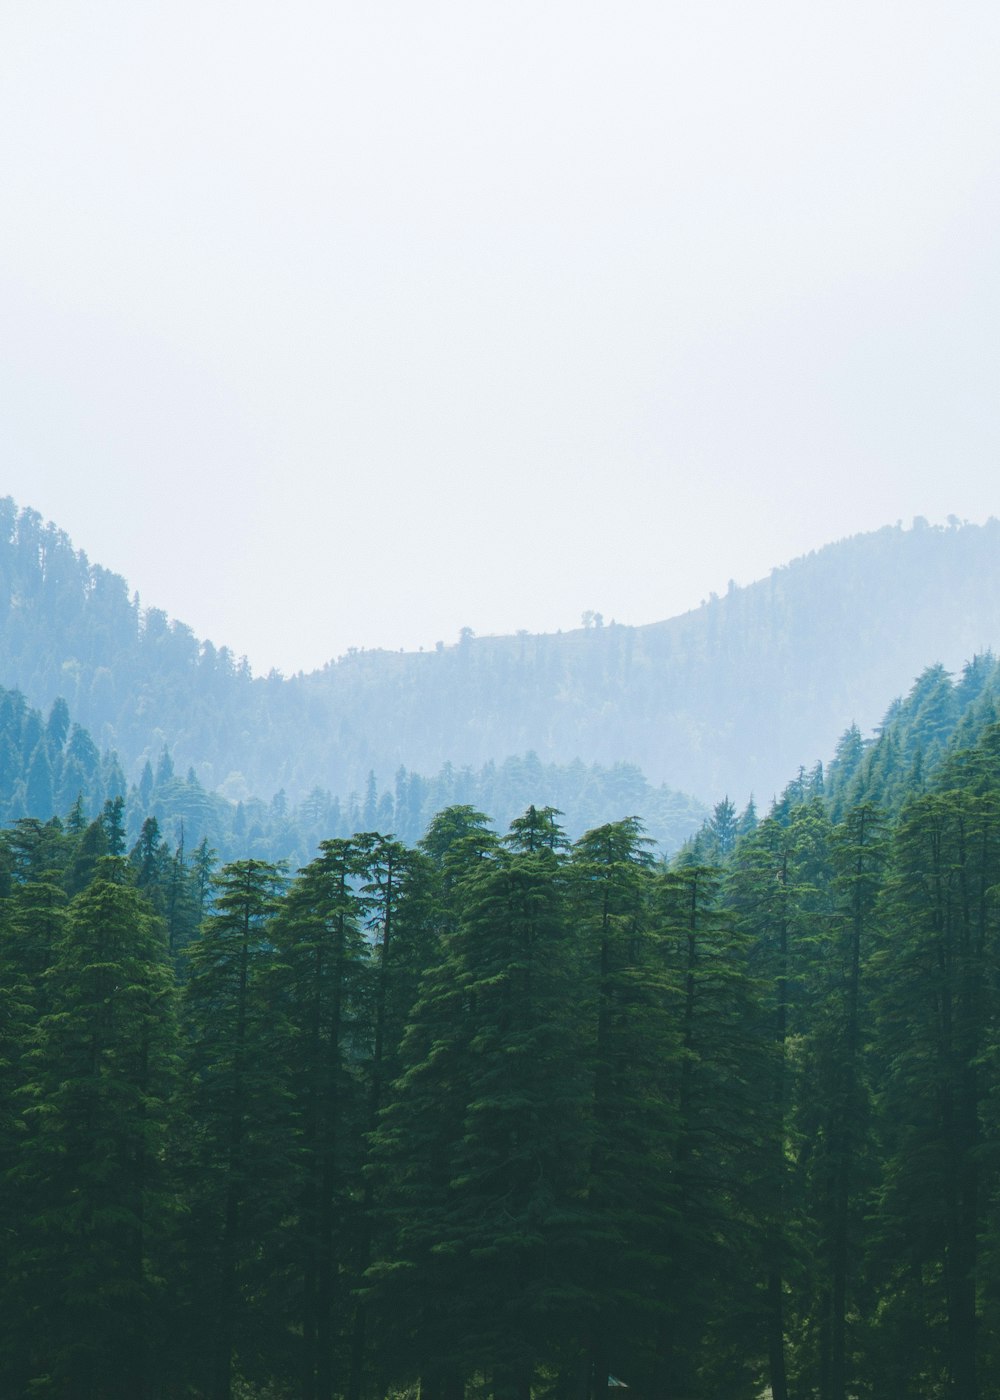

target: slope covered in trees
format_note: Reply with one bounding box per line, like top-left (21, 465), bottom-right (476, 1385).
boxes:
top-left (8, 646), bottom-right (997, 874)
top-left (0, 677), bottom-right (704, 863)
top-left (1, 499), bottom-right (998, 806)
top-left (5, 651), bottom-right (1000, 1397)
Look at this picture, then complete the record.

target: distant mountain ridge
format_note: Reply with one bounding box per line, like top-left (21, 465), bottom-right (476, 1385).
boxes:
top-left (1, 499), bottom-right (997, 806)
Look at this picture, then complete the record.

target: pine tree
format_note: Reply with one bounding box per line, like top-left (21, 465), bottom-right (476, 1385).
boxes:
top-left (568, 817), bottom-right (680, 1395)
top-left (705, 796), bottom-right (739, 859)
top-left (8, 857), bottom-right (179, 1398)
top-left (270, 839), bottom-right (371, 1400)
top-left (66, 814), bottom-right (110, 895)
top-left (102, 795), bottom-right (127, 855)
top-left (162, 829), bottom-right (201, 965)
top-left (129, 815), bottom-right (170, 912)
top-left (0, 875), bottom-right (58, 1393)
top-left (651, 863), bottom-right (770, 1399)
top-left (346, 832), bottom-right (438, 1400)
top-left (809, 802), bottom-right (887, 1400)
top-left (24, 739), bottom-right (55, 817)
top-left (730, 801), bottom-right (845, 1400)
top-left (868, 790), bottom-right (1000, 1399)
top-left (181, 858), bottom-right (289, 1400)
top-left (375, 823), bottom-right (591, 1397)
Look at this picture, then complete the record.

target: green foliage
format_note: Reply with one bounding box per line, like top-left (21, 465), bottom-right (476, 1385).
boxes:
top-left (0, 675), bottom-right (707, 874)
top-left (369, 818), bottom-right (593, 1396)
top-left (5, 681), bottom-right (1000, 1395)
top-left (3, 858), bottom-right (179, 1398)
top-left (181, 859), bottom-right (290, 1398)
top-left (568, 819), bottom-right (681, 1393)
top-left (267, 840), bottom-right (371, 1399)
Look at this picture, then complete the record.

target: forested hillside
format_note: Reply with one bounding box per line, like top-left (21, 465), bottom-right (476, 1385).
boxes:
top-left (4, 650), bottom-right (1000, 1398)
top-left (2, 499), bottom-right (998, 806)
top-left (5, 495), bottom-right (1000, 1395)
top-left (0, 680), bottom-right (704, 863)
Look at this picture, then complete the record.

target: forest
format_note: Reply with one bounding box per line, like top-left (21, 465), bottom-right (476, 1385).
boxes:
top-left (0, 681), bottom-right (705, 866)
top-left (2, 651), bottom-right (1000, 1399)
top-left (2, 499), bottom-right (1000, 809)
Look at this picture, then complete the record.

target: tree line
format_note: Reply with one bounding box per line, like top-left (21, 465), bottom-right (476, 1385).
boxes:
top-left (0, 679), bottom-right (703, 871)
top-left (4, 700), bottom-right (1000, 1399)
top-left (4, 496), bottom-right (1000, 808)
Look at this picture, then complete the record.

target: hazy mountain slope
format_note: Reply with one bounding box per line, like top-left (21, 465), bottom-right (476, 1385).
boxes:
top-left (1, 500), bottom-right (997, 805)
top-left (287, 516), bottom-right (1000, 802)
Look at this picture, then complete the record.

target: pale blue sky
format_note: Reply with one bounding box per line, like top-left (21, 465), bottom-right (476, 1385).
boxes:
top-left (2, 2), bottom-right (998, 674)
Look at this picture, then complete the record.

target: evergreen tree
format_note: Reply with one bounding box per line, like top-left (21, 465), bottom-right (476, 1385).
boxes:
top-left (270, 839), bottom-right (371, 1400)
top-left (66, 815), bottom-right (110, 896)
top-left (4, 815), bottom-right (68, 886)
top-left (8, 858), bottom-right (179, 1398)
top-left (24, 740), bottom-right (55, 817)
top-left (807, 802), bottom-right (887, 1400)
top-left (346, 832), bottom-right (438, 1400)
top-left (705, 795), bottom-right (739, 858)
top-left (0, 871), bottom-right (65, 1391)
top-left (868, 791), bottom-right (1000, 1399)
top-left (371, 819), bottom-right (591, 1397)
top-left (181, 858), bottom-right (289, 1399)
top-left (45, 697), bottom-right (70, 752)
top-left (726, 803), bottom-right (836, 1400)
top-left (129, 815), bottom-right (169, 912)
top-left (162, 830), bottom-right (202, 965)
top-left (568, 818), bottom-right (680, 1395)
top-left (651, 863), bottom-right (770, 1398)
top-left (102, 795), bottom-right (127, 856)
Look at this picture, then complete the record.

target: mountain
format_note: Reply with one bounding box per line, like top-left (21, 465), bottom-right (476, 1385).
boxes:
top-left (1, 501), bottom-right (998, 813)
top-left (287, 516), bottom-right (1000, 805)
top-left (7, 608), bottom-right (1000, 1398)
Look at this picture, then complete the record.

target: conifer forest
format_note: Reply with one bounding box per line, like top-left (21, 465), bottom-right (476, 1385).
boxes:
top-left (4, 645), bottom-right (1000, 1398)
top-left (6, 0), bottom-right (1000, 1390)
top-left (2, 508), bottom-right (1000, 1398)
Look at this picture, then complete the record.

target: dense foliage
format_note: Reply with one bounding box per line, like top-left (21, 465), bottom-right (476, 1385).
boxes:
top-left (6, 498), bottom-right (1000, 1396)
top-left (4, 657), bottom-right (1000, 1398)
top-left (0, 679), bottom-right (704, 863)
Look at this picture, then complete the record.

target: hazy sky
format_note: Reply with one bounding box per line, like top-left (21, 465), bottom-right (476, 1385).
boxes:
top-left (2, 3), bottom-right (998, 675)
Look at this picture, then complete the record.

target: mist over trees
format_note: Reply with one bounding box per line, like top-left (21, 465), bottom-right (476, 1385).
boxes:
top-left (5, 500), bottom-right (1000, 1396)
top-left (3, 645), bottom-right (1000, 1396)
top-left (1, 498), bottom-right (998, 810)
top-left (0, 678), bottom-right (704, 865)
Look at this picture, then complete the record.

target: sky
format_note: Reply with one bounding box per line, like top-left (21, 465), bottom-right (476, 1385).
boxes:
top-left (1, 2), bottom-right (998, 677)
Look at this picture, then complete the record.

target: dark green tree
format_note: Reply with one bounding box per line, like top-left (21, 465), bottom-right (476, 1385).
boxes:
top-left (8, 858), bottom-right (179, 1398)
top-left (129, 815), bottom-right (170, 912)
top-left (729, 804), bottom-right (838, 1400)
top-left (805, 802), bottom-right (887, 1400)
top-left (182, 858), bottom-right (289, 1400)
top-left (568, 817), bottom-right (679, 1395)
top-left (270, 839), bottom-right (371, 1400)
top-left (371, 817), bottom-right (591, 1398)
top-left (346, 832), bottom-right (438, 1400)
top-left (868, 791), bottom-right (1000, 1399)
top-left (650, 863), bottom-right (770, 1399)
